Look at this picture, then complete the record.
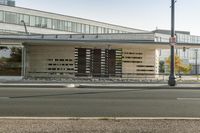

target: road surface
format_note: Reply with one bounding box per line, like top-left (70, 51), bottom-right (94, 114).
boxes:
top-left (0, 87), bottom-right (200, 117)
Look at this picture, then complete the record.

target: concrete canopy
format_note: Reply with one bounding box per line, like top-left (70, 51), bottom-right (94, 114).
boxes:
top-left (0, 33), bottom-right (200, 49)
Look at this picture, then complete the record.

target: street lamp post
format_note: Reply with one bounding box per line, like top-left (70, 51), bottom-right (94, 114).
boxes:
top-left (195, 49), bottom-right (199, 80)
top-left (21, 20), bottom-right (28, 35)
top-left (20, 20), bottom-right (28, 78)
top-left (168, 0), bottom-right (176, 86)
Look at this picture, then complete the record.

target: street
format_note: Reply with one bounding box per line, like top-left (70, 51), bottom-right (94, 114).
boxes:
top-left (1, 87), bottom-right (200, 117)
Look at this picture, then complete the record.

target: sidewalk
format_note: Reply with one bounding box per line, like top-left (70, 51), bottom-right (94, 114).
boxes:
top-left (1, 118), bottom-right (200, 133)
top-left (0, 83), bottom-right (76, 88)
top-left (0, 82), bottom-right (199, 89)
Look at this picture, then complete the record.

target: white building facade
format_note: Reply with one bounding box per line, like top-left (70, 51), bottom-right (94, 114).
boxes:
top-left (0, 4), bottom-right (146, 35)
top-left (0, 3), bottom-right (200, 79)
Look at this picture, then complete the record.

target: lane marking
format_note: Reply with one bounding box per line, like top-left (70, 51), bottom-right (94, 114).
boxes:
top-left (0, 97), bottom-right (10, 100)
top-left (177, 98), bottom-right (200, 101)
top-left (1, 117), bottom-right (200, 120)
top-left (0, 97), bottom-right (10, 99)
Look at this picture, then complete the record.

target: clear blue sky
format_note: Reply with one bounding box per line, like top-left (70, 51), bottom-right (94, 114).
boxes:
top-left (16, 0), bottom-right (200, 35)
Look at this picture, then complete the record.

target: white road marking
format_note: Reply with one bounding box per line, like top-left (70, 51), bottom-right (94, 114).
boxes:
top-left (0, 97), bottom-right (10, 99)
top-left (177, 98), bottom-right (200, 101)
top-left (1, 117), bottom-right (200, 120)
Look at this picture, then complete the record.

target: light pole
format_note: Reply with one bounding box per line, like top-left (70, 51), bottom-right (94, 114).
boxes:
top-left (195, 49), bottom-right (199, 80)
top-left (168, 0), bottom-right (176, 86)
top-left (20, 20), bottom-right (28, 79)
top-left (21, 20), bottom-right (28, 35)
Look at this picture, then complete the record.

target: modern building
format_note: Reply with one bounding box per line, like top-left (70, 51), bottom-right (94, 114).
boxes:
top-left (0, 0), bottom-right (15, 6)
top-left (155, 29), bottom-right (200, 75)
top-left (0, 4), bottom-right (146, 35)
top-left (0, 3), bottom-right (200, 79)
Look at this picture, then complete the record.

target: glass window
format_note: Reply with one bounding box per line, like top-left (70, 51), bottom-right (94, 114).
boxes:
top-left (67, 21), bottom-right (72, 31)
top-left (59, 20), bottom-right (64, 30)
top-left (47, 18), bottom-right (52, 29)
top-left (77, 23), bottom-right (81, 33)
top-left (52, 19), bottom-right (59, 30)
top-left (41, 17), bottom-right (47, 28)
top-left (103, 28), bottom-right (106, 33)
top-left (112, 29), bottom-right (114, 33)
top-left (57, 20), bottom-right (61, 30)
top-left (106, 28), bottom-right (109, 33)
top-left (0, 10), bottom-right (4, 22)
top-left (16, 13), bottom-right (20, 24)
top-left (35, 16), bottom-right (42, 27)
top-left (90, 25), bottom-right (94, 34)
top-left (5, 11), bottom-right (17, 24)
top-left (94, 26), bottom-right (98, 34)
top-left (108, 29), bottom-right (112, 33)
top-left (23, 14), bottom-right (30, 26)
top-left (98, 27), bottom-right (102, 34)
top-left (85, 25), bottom-right (90, 33)
top-left (72, 22), bottom-right (77, 32)
top-left (64, 21), bottom-right (68, 31)
top-left (19, 14), bottom-right (23, 23)
top-left (81, 24), bottom-right (86, 33)
top-left (30, 16), bottom-right (36, 26)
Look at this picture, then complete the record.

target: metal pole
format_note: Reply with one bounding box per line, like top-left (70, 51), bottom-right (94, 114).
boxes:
top-left (21, 20), bottom-right (28, 35)
top-left (195, 49), bottom-right (199, 80)
top-left (178, 49), bottom-right (181, 78)
top-left (168, 0), bottom-right (176, 86)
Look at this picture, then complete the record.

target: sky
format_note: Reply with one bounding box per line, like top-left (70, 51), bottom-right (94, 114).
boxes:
top-left (16, 0), bottom-right (200, 35)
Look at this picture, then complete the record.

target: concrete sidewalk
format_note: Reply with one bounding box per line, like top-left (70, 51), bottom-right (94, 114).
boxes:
top-left (0, 83), bottom-right (76, 88)
top-left (1, 118), bottom-right (200, 133)
top-left (0, 82), bottom-right (199, 89)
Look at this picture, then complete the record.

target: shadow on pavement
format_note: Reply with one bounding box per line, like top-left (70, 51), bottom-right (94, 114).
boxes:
top-left (9, 89), bottom-right (145, 99)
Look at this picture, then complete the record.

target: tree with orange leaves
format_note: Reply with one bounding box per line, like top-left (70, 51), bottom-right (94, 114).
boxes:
top-left (166, 55), bottom-right (192, 74)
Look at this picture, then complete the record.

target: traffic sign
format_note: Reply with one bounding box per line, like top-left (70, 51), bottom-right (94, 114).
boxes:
top-left (169, 37), bottom-right (176, 46)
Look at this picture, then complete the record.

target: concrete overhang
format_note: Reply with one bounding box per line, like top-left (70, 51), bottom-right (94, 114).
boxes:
top-left (0, 39), bottom-right (23, 47)
top-left (0, 34), bottom-right (200, 49)
top-left (16, 41), bottom-right (200, 50)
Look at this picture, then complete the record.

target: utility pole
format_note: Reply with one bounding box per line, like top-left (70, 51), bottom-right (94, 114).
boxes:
top-left (168, 0), bottom-right (176, 86)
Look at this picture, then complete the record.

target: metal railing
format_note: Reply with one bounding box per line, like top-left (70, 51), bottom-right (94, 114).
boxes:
top-left (176, 33), bottom-right (200, 44)
top-left (154, 33), bottom-right (200, 44)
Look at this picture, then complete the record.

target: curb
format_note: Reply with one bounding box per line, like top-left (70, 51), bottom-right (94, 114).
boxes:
top-left (0, 84), bottom-right (77, 88)
top-left (0, 83), bottom-right (199, 89)
top-left (78, 84), bottom-right (200, 89)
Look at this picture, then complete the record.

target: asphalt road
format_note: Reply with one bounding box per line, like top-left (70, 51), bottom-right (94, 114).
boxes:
top-left (1, 87), bottom-right (200, 117)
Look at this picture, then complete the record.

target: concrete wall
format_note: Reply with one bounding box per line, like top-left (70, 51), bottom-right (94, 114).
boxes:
top-left (25, 44), bottom-right (159, 79)
top-left (26, 45), bottom-right (75, 78)
top-left (122, 48), bottom-right (159, 78)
